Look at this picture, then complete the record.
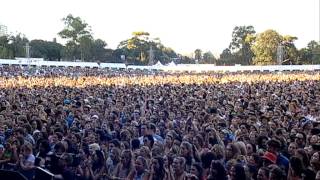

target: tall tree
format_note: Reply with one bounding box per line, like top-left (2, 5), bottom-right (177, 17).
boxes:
top-left (58, 14), bottom-right (92, 61)
top-left (0, 36), bottom-right (14, 59)
top-left (202, 51), bottom-right (216, 64)
top-left (91, 39), bottom-right (107, 61)
top-left (229, 26), bottom-right (256, 65)
top-left (9, 34), bottom-right (29, 57)
top-left (251, 29), bottom-right (282, 65)
top-left (218, 48), bottom-right (239, 65)
top-left (117, 32), bottom-right (177, 65)
top-left (194, 49), bottom-right (202, 63)
top-left (299, 41), bottom-right (320, 64)
top-left (30, 40), bottom-right (63, 61)
top-left (282, 35), bottom-right (298, 64)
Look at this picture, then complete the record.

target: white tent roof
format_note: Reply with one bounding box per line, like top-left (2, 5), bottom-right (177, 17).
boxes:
top-left (166, 61), bottom-right (176, 66)
top-left (153, 61), bottom-right (163, 66)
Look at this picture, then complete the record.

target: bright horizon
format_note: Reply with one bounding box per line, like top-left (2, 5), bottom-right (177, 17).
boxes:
top-left (0, 0), bottom-right (319, 56)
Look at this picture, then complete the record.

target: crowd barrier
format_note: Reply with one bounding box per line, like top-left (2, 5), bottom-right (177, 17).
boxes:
top-left (1, 59), bottom-right (320, 72)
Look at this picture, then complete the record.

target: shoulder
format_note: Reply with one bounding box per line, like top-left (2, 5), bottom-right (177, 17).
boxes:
top-left (27, 154), bottom-right (36, 162)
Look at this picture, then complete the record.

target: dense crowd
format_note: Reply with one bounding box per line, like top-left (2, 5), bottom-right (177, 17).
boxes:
top-left (0, 65), bottom-right (320, 180)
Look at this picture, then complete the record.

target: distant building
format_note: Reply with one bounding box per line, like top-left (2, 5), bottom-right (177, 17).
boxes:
top-left (0, 24), bottom-right (8, 36)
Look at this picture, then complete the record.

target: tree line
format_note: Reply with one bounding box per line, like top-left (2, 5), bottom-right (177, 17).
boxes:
top-left (0, 14), bottom-right (319, 65)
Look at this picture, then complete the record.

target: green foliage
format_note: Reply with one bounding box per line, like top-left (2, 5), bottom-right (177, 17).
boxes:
top-left (117, 32), bottom-right (178, 65)
top-left (0, 36), bottom-right (14, 59)
top-left (218, 48), bottom-right (239, 65)
top-left (251, 29), bottom-right (282, 65)
top-left (299, 41), bottom-right (320, 64)
top-left (58, 14), bottom-right (93, 61)
top-left (229, 26), bottom-right (256, 65)
top-left (194, 49), bottom-right (202, 62)
top-left (58, 14), bottom-right (91, 43)
top-left (30, 40), bottom-right (63, 60)
top-left (202, 51), bottom-right (216, 64)
top-left (10, 34), bottom-right (29, 57)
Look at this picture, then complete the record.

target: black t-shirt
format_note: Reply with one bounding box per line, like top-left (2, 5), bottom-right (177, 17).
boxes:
top-left (62, 168), bottom-right (76, 180)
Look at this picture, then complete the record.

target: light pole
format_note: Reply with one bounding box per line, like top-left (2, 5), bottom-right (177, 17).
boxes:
top-left (277, 43), bottom-right (284, 65)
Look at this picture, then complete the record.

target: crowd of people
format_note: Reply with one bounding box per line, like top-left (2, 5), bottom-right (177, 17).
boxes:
top-left (0, 65), bottom-right (320, 180)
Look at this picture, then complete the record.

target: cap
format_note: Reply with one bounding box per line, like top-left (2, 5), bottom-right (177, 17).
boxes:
top-left (91, 115), bottom-right (99, 119)
top-left (89, 143), bottom-right (100, 151)
top-left (262, 151), bottom-right (277, 164)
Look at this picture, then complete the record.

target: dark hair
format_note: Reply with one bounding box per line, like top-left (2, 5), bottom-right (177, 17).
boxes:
top-left (267, 139), bottom-right (281, 150)
top-left (92, 150), bottom-right (105, 171)
top-left (131, 138), bottom-right (140, 150)
top-left (289, 156), bottom-right (304, 177)
top-left (269, 166), bottom-right (285, 180)
top-left (191, 163), bottom-right (204, 180)
top-left (295, 149), bottom-right (310, 168)
top-left (152, 156), bottom-right (165, 180)
top-left (257, 135), bottom-right (268, 149)
top-left (39, 140), bottom-right (51, 157)
top-left (208, 160), bottom-right (227, 180)
top-left (110, 139), bottom-right (121, 148)
top-left (232, 163), bottom-right (246, 180)
top-left (201, 152), bottom-right (216, 169)
top-left (54, 142), bottom-right (66, 154)
top-left (258, 167), bottom-right (269, 179)
top-left (144, 134), bottom-right (154, 148)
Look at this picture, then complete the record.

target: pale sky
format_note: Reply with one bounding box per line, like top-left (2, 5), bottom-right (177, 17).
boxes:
top-left (0, 0), bottom-right (319, 55)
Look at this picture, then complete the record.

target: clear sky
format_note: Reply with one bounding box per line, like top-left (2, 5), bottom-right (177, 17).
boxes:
top-left (0, 0), bottom-right (319, 55)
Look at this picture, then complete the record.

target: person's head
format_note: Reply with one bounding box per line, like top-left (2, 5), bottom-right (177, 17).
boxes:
top-left (295, 132), bottom-right (306, 147)
top-left (257, 167), bottom-right (269, 180)
top-left (201, 151), bottom-right (216, 169)
top-left (89, 143), bottom-right (100, 155)
top-left (294, 148), bottom-right (310, 168)
top-left (54, 142), bottom-right (66, 156)
top-left (262, 151), bottom-right (277, 167)
top-left (148, 123), bottom-right (157, 135)
top-left (22, 143), bottom-right (33, 156)
top-left (140, 124), bottom-right (148, 136)
top-left (289, 156), bottom-right (304, 178)
top-left (310, 135), bottom-right (319, 145)
top-left (151, 156), bottom-right (164, 171)
top-left (163, 154), bottom-right (173, 168)
top-left (143, 134), bottom-right (154, 149)
top-left (316, 170), bottom-right (320, 180)
top-left (257, 135), bottom-right (268, 150)
top-left (131, 138), bottom-right (140, 151)
top-left (180, 141), bottom-right (193, 157)
top-left (190, 163), bottom-right (203, 180)
top-left (109, 139), bottom-right (121, 151)
top-left (269, 166), bottom-right (285, 180)
top-left (246, 143), bottom-right (256, 155)
top-left (288, 142), bottom-right (298, 156)
top-left (121, 149), bottom-right (132, 166)
top-left (209, 160), bottom-right (227, 179)
top-left (266, 139), bottom-right (281, 154)
top-left (193, 135), bottom-right (204, 148)
top-left (212, 144), bottom-right (225, 160)
top-left (229, 163), bottom-right (246, 180)
top-left (226, 143), bottom-right (240, 160)
top-left (165, 133), bottom-right (174, 147)
top-left (172, 156), bottom-right (186, 175)
top-left (93, 150), bottom-right (105, 168)
top-left (311, 152), bottom-right (320, 171)
top-left (110, 147), bottom-right (121, 162)
top-left (135, 156), bottom-right (147, 173)
top-left (58, 153), bottom-right (73, 168)
top-left (39, 140), bottom-right (50, 154)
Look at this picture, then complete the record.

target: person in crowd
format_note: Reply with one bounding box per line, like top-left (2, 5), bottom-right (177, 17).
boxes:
top-left (0, 66), bottom-right (320, 180)
top-left (207, 160), bottom-right (228, 180)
